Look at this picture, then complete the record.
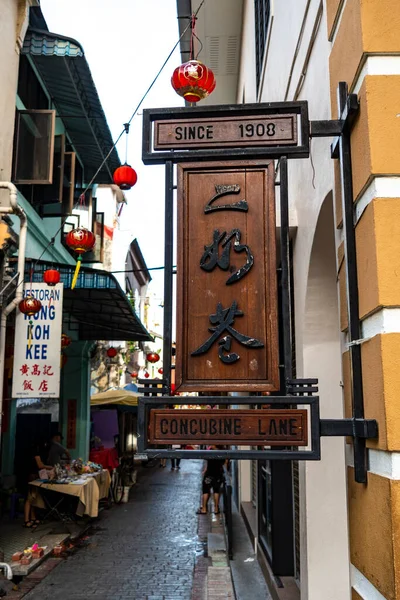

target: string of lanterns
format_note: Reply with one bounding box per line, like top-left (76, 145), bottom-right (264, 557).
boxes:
top-left (22, 5), bottom-right (207, 304)
top-left (17, 9), bottom-right (214, 388)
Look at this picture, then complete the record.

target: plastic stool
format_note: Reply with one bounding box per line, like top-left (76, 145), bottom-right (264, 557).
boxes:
top-left (10, 493), bottom-right (24, 519)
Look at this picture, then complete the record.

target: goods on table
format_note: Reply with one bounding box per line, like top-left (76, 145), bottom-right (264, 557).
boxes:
top-left (41, 460), bottom-right (103, 484)
top-left (70, 459), bottom-right (102, 475)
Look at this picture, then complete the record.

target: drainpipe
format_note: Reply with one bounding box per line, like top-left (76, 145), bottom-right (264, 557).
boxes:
top-left (0, 182), bottom-right (28, 438)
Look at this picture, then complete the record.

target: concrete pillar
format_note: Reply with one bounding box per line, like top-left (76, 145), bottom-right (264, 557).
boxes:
top-left (61, 341), bottom-right (92, 460)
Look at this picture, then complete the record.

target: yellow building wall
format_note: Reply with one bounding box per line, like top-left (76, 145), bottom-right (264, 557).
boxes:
top-left (330, 0), bottom-right (400, 598)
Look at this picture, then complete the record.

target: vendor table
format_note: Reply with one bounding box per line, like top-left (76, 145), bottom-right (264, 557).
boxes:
top-left (28, 470), bottom-right (110, 519)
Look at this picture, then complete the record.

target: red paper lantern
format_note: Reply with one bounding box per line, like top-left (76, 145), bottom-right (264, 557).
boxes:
top-left (107, 347), bottom-right (117, 358)
top-left (113, 164), bottom-right (137, 190)
top-left (65, 227), bottom-right (96, 289)
top-left (171, 60), bottom-right (216, 103)
top-left (146, 352), bottom-right (160, 364)
top-left (19, 297), bottom-right (42, 350)
top-left (144, 371), bottom-right (150, 379)
top-left (19, 297), bottom-right (42, 317)
top-left (66, 227), bottom-right (96, 255)
top-left (61, 333), bottom-right (72, 349)
top-left (132, 371), bottom-right (138, 378)
top-left (158, 367), bottom-right (163, 375)
top-left (43, 269), bottom-right (60, 286)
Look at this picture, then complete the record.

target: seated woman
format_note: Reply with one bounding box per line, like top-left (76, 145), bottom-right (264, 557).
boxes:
top-left (23, 440), bottom-right (52, 528)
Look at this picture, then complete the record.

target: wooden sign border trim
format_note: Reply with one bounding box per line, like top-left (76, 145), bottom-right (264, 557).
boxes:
top-left (149, 409), bottom-right (308, 446)
top-left (153, 114), bottom-right (298, 150)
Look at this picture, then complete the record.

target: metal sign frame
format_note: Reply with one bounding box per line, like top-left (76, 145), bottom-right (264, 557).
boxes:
top-left (138, 395), bottom-right (321, 461)
top-left (140, 88), bottom-right (379, 482)
top-left (142, 102), bottom-right (310, 165)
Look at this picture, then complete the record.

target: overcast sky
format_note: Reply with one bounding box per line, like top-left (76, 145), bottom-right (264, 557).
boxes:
top-left (40, 0), bottom-right (183, 297)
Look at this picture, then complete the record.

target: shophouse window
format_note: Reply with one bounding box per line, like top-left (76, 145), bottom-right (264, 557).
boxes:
top-left (13, 55), bottom-right (59, 199)
top-left (17, 55), bottom-right (49, 110)
top-left (13, 110), bottom-right (56, 184)
top-left (254, 0), bottom-right (271, 92)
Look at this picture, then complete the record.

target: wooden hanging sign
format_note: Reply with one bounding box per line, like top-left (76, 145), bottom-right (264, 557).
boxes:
top-left (154, 114), bottom-right (297, 150)
top-left (149, 409), bottom-right (308, 447)
top-left (175, 160), bottom-right (279, 392)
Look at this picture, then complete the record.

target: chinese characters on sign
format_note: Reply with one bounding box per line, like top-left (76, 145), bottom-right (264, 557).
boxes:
top-left (12, 283), bottom-right (63, 398)
top-left (176, 161), bottom-right (279, 392)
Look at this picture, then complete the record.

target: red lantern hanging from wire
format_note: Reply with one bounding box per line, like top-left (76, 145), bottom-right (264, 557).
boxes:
top-left (131, 371), bottom-right (138, 379)
top-left (113, 123), bottom-right (138, 191)
top-left (113, 164), bottom-right (137, 190)
top-left (144, 371), bottom-right (150, 379)
top-left (107, 347), bottom-right (118, 358)
top-left (43, 269), bottom-right (60, 286)
top-left (171, 60), bottom-right (216, 103)
top-left (61, 333), bottom-right (72, 349)
top-left (19, 297), bottom-right (42, 349)
top-left (65, 227), bottom-right (95, 290)
top-left (146, 352), bottom-right (160, 364)
top-left (171, 14), bottom-right (215, 103)
top-left (158, 367), bottom-right (163, 375)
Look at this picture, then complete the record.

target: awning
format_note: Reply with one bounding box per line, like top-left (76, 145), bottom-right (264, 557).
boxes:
top-left (17, 259), bottom-right (152, 342)
top-left (91, 389), bottom-right (138, 407)
top-left (22, 28), bottom-right (120, 184)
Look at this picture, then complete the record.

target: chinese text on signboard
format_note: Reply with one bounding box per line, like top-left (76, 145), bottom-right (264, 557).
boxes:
top-left (176, 161), bottom-right (279, 392)
top-left (12, 283), bottom-right (63, 398)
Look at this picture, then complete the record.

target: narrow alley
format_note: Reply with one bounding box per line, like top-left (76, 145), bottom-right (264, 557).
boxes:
top-left (22, 461), bottom-right (204, 599)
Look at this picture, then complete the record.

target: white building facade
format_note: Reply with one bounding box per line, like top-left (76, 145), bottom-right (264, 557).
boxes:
top-left (177, 1), bottom-right (351, 598)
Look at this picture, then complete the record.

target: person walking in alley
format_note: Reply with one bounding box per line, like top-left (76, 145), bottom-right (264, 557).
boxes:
top-left (197, 446), bottom-right (227, 514)
top-left (171, 444), bottom-right (181, 470)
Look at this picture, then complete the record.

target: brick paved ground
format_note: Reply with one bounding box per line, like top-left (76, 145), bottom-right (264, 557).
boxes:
top-left (23, 459), bottom-right (204, 600)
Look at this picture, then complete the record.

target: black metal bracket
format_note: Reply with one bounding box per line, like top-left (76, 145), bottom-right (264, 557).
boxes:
top-left (320, 419), bottom-right (378, 439)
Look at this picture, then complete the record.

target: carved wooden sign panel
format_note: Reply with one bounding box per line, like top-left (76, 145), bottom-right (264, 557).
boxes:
top-left (154, 114), bottom-right (297, 150)
top-left (149, 409), bottom-right (308, 446)
top-left (176, 160), bottom-right (279, 392)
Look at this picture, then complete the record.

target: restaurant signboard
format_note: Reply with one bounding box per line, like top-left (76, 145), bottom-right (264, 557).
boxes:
top-left (12, 283), bottom-right (63, 398)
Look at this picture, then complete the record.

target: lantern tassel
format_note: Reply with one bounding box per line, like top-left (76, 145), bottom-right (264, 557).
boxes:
top-left (28, 320), bottom-right (33, 350)
top-left (71, 256), bottom-right (82, 290)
